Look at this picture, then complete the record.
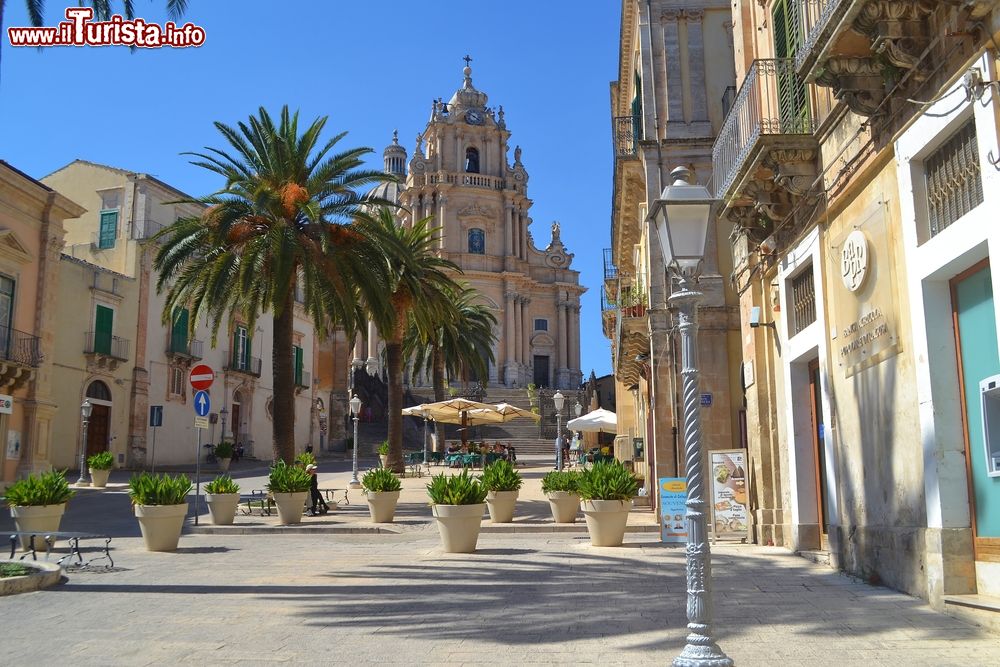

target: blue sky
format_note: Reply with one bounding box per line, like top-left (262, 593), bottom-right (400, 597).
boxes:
top-left (0, 0), bottom-right (618, 378)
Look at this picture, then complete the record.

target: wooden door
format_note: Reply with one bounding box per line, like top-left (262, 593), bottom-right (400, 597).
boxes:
top-left (808, 358), bottom-right (829, 536)
top-left (86, 404), bottom-right (110, 457)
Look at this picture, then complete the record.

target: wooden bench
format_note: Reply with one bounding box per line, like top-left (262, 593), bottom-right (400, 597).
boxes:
top-left (8, 531), bottom-right (114, 569)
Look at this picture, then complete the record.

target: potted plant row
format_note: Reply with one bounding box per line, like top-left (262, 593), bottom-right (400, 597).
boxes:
top-left (87, 451), bottom-right (114, 488)
top-left (362, 468), bottom-right (401, 523)
top-left (5, 470), bottom-right (75, 551)
top-left (481, 460), bottom-right (522, 523)
top-left (427, 470), bottom-right (487, 553)
top-left (204, 475), bottom-right (240, 525)
top-left (267, 461), bottom-right (311, 525)
top-left (541, 470), bottom-right (581, 523)
top-left (578, 461), bottom-right (640, 547)
top-left (129, 472), bottom-right (192, 552)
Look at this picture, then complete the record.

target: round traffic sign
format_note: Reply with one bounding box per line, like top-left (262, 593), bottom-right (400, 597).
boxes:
top-left (189, 364), bottom-right (215, 391)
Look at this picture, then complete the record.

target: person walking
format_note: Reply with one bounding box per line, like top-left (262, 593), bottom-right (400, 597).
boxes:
top-left (306, 464), bottom-right (329, 516)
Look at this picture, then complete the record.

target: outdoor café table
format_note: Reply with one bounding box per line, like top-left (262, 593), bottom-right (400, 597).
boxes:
top-left (462, 453), bottom-right (482, 468)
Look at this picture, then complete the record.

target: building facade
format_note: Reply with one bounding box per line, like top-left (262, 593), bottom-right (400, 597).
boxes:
top-left (356, 65), bottom-right (586, 391)
top-left (719, 0), bottom-right (1000, 603)
top-left (606, 0), bottom-right (743, 501)
top-left (0, 162), bottom-right (85, 485)
top-left (44, 160), bottom-right (320, 467)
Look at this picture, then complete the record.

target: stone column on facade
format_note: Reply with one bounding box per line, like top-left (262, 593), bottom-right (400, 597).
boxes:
top-left (438, 195), bottom-right (447, 250)
top-left (684, 9), bottom-right (709, 123)
top-left (521, 297), bottom-right (531, 383)
top-left (504, 203), bottom-right (514, 258)
top-left (521, 212), bottom-right (529, 260)
top-left (556, 301), bottom-right (570, 389)
top-left (570, 304), bottom-right (581, 382)
top-left (367, 319), bottom-right (378, 369)
top-left (662, 10), bottom-right (685, 124)
top-left (126, 246), bottom-right (152, 467)
top-left (504, 290), bottom-right (517, 386)
top-left (512, 294), bottom-right (522, 367)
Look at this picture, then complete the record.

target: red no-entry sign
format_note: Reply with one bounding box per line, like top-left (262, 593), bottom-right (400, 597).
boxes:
top-left (189, 364), bottom-right (215, 391)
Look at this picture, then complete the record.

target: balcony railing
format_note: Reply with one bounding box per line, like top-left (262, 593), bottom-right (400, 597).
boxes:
top-left (133, 219), bottom-right (167, 240)
top-left (0, 326), bottom-right (41, 367)
top-left (84, 332), bottom-right (130, 361)
top-left (603, 248), bottom-right (618, 281)
top-left (721, 85), bottom-right (737, 119)
top-left (166, 336), bottom-right (203, 359)
top-left (712, 59), bottom-right (815, 199)
top-left (795, 0), bottom-right (851, 75)
top-left (225, 352), bottom-right (262, 377)
top-left (612, 115), bottom-right (640, 158)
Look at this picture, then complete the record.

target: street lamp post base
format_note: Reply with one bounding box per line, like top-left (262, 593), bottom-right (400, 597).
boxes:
top-left (348, 480), bottom-right (362, 489)
top-left (673, 635), bottom-right (733, 667)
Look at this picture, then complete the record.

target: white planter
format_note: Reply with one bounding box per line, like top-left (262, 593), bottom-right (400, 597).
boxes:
top-left (217, 458), bottom-right (231, 473)
top-left (205, 493), bottom-right (240, 525)
top-left (89, 468), bottom-right (111, 488)
top-left (581, 499), bottom-right (631, 547)
top-left (378, 455), bottom-right (388, 469)
top-left (432, 503), bottom-right (486, 553)
top-left (486, 490), bottom-right (518, 523)
top-left (365, 490), bottom-right (400, 523)
top-left (272, 491), bottom-right (308, 525)
top-left (134, 503), bottom-right (188, 552)
top-left (546, 491), bottom-right (580, 523)
top-left (10, 504), bottom-right (66, 552)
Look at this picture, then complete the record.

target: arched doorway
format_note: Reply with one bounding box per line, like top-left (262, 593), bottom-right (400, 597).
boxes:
top-left (85, 380), bottom-right (112, 458)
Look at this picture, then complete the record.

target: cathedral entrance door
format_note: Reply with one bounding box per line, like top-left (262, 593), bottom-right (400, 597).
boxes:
top-left (533, 355), bottom-right (550, 388)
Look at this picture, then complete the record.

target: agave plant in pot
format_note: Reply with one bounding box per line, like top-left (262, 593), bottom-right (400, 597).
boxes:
top-left (5, 470), bottom-right (75, 551)
top-left (87, 451), bottom-right (114, 489)
top-left (129, 473), bottom-right (192, 552)
top-left (267, 461), bottom-right (311, 525)
top-left (481, 460), bottom-right (522, 523)
top-left (541, 470), bottom-right (582, 523)
top-left (204, 475), bottom-right (240, 525)
top-left (362, 468), bottom-right (402, 523)
top-left (214, 441), bottom-right (234, 473)
top-left (377, 440), bottom-right (390, 469)
top-left (427, 470), bottom-right (488, 553)
top-left (578, 461), bottom-right (640, 547)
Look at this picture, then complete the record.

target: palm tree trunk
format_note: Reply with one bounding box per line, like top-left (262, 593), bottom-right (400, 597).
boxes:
top-left (432, 343), bottom-right (446, 402)
top-left (272, 294), bottom-right (296, 464)
top-left (385, 336), bottom-right (405, 473)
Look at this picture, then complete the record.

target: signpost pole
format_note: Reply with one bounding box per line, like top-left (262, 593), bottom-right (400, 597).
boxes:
top-left (150, 426), bottom-right (157, 474)
top-left (194, 428), bottom-right (202, 526)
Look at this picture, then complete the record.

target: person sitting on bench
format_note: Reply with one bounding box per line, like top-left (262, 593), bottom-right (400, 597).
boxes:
top-left (306, 464), bottom-right (329, 516)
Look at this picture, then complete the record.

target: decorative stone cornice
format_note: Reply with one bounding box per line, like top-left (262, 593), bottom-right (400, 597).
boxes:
top-left (815, 56), bottom-right (886, 117)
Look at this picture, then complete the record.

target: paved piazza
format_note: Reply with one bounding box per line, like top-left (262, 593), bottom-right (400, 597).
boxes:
top-left (2, 458), bottom-right (998, 666)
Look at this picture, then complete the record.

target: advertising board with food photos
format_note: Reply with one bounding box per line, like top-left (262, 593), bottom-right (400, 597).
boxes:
top-left (710, 449), bottom-right (749, 540)
top-left (659, 477), bottom-right (688, 543)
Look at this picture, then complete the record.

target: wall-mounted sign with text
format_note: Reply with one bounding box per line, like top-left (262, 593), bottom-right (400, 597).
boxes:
top-left (0, 394), bottom-right (12, 414)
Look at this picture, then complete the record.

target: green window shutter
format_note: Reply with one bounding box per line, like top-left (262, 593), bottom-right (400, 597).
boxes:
top-left (294, 345), bottom-right (303, 385)
top-left (772, 0), bottom-right (809, 131)
top-left (95, 305), bottom-right (113, 355)
top-left (171, 307), bottom-right (189, 353)
top-left (631, 71), bottom-right (643, 141)
top-left (98, 211), bottom-right (118, 249)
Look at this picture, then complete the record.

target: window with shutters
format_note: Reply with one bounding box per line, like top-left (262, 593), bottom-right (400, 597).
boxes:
top-left (925, 118), bottom-right (984, 237)
top-left (790, 266), bottom-right (817, 336)
top-left (170, 307), bottom-right (189, 354)
top-left (631, 71), bottom-right (643, 141)
top-left (293, 344), bottom-right (304, 386)
top-left (772, 0), bottom-right (809, 132)
top-left (94, 305), bottom-right (114, 355)
top-left (233, 325), bottom-right (250, 371)
top-left (534, 318), bottom-right (548, 331)
top-left (169, 366), bottom-right (185, 398)
top-left (98, 210), bottom-right (118, 249)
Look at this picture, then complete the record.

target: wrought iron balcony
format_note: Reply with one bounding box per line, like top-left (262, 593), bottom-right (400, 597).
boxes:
top-left (225, 352), bottom-right (262, 377)
top-left (84, 332), bottom-right (130, 361)
top-left (612, 116), bottom-right (640, 159)
top-left (0, 326), bottom-right (41, 367)
top-left (712, 59), bottom-right (817, 204)
top-left (166, 336), bottom-right (203, 359)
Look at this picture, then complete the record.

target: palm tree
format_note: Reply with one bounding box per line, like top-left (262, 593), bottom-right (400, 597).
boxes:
top-left (154, 105), bottom-right (394, 463)
top-left (359, 208), bottom-right (463, 472)
top-left (405, 284), bottom-right (497, 402)
top-left (0, 1), bottom-right (187, 84)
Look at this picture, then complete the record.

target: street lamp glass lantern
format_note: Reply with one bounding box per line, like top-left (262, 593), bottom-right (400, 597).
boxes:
top-left (552, 391), bottom-right (565, 413)
top-left (647, 166), bottom-right (715, 276)
top-left (365, 358), bottom-right (379, 377)
top-left (81, 399), bottom-right (93, 419)
top-left (349, 394), bottom-right (362, 417)
top-left (574, 401), bottom-right (582, 417)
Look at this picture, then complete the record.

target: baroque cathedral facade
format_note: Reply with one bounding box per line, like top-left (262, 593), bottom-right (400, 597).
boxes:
top-left (354, 63), bottom-right (585, 390)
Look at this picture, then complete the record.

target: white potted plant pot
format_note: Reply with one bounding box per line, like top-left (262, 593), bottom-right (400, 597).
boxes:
top-left (134, 503), bottom-right (188, 552)
top-left (205, 493), bottom-right (240, 525)
top-left (10, 504), bottom-right (66, 552)
top-left (546, 491), bottom-right (580, 523)
top-left (581, 499), bottom-right (631, 547)
top-left (486, 490), bottom-right (518, 523)
top-left (272, 491), bottom-right (307, 525)
top-left (379, 455), bottom-right (388, 469)
top-left (217, 458), bottom-right (231, 473)
top-left (89, 469), bottom-right (111, 488)
top-left (432, 503), bottom-right (486, 553)
top-left (366, 490), bottom-right (400, 523)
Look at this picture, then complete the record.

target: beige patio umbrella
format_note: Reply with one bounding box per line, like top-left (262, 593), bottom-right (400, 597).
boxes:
top-left (409, 398), bottom-right (497, 445)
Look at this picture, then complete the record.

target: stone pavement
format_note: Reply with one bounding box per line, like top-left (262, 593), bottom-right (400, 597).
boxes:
top-left (3, 457), bottom-right (999, 665)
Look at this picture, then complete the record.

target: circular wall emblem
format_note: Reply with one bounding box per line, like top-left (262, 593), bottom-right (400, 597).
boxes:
top-left (841, 230), bottom-right (869, 292)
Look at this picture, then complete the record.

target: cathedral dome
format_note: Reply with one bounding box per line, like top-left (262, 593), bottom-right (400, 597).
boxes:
top-left (365, 130), bottom-right (407, 205)
top-left (448, 65), bottom-right (488, 110)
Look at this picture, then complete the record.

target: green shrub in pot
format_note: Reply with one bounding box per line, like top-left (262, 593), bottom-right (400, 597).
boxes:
top-left (481, 460), bottom-right (522, 492)
top-left (577, 461), bottom-right (640, 501)
top-left (204, 475), bottom-right (240, 495)
top-left (540, 470), bottom-right (581, 494)
top-left (4, 470), bottom-right (75, 507)
top-left (362, 467), bottom-right (401, 523)
top-left (426, 470), bottom-right (488, 505)
top-left (214, 441), bottom-right (235, 460)
top-left (87, 451), bottom-right (114, 471)
top-left (128, 473), bottom-right (192, 505)
top-left (427, 470), bottom-right (488, 553)
top-left (128, 473), bottom-right (192, 552)
top-left (361, 468), bottom-right (402, 493)
top-left (267, 461), bottom-right (312, 493)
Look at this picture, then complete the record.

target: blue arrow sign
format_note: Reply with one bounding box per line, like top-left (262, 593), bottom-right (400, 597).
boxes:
top-left (194, 390), bottom-right (211, 417)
